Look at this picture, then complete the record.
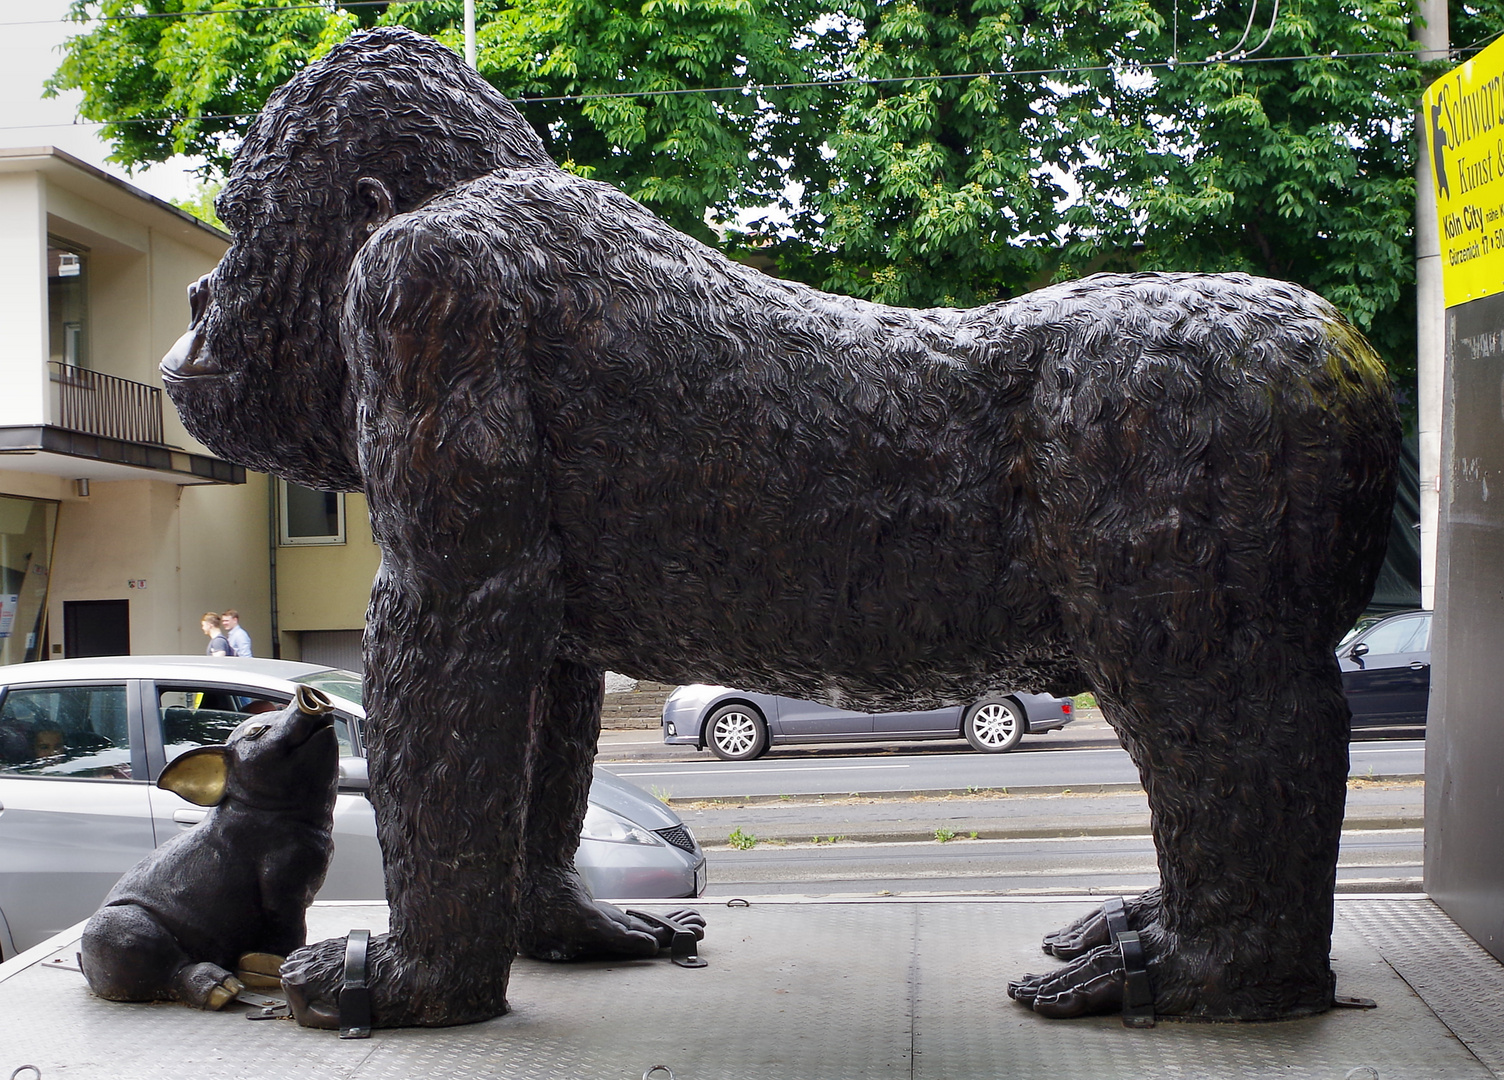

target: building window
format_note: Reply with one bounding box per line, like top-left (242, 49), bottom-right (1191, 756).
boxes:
top-left (278, 481), bottom-right (346, 546)
top-left (47, 238), bottom-right (88, 368)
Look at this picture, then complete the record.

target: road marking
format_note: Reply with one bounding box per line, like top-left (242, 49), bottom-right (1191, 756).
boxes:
top-left (612, 763), bottom-right (912, 777)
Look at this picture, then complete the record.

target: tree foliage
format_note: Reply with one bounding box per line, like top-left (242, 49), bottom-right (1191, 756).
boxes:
top-left (48, 0), bottom-right (1504, 392)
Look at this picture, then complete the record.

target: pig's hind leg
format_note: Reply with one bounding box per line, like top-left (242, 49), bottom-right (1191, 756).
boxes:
top-left (81, 903), bottom-right (243, 1009)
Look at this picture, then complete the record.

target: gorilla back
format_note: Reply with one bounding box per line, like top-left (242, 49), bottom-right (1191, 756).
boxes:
top-left (162, 28), bottom-right (1399, 1029)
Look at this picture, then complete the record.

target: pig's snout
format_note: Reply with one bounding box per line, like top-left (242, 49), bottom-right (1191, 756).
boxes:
top-left (295, 686), bottom-right (333, 716)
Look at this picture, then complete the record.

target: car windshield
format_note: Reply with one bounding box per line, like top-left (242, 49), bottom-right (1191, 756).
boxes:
top-left (291, 669), bottom-right (363, 710)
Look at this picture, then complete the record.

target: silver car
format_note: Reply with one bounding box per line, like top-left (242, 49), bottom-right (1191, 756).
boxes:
top-left (0, 655), bottom-right (705, 959)
top-left (663, 684), bottom-right (1075, 760)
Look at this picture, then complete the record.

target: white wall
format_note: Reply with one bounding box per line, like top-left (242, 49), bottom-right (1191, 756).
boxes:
top-left (0, 173), bottom-right (47, 426)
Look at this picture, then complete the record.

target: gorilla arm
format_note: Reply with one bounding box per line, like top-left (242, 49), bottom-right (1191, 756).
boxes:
top-left (284, 200), bottom-right (659, 1027)
top-left (286, 206), bottom-right (569, 1026)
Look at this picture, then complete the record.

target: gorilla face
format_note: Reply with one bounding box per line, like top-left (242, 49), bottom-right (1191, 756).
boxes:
top-left (160, 167), bottom-right (373, 492)
top-left (160, 26), bottom-right (557, 493)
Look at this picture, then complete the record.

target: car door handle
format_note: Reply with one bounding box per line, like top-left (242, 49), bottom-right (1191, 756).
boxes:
top-left (173, 809), bottom-right (208, 828)
top-left (1410, 662), bottom-right (1430, 670)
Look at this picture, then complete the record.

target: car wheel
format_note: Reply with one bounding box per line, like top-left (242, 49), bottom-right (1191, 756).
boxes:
top-left (963, 697), bottom-right (1026, 753)
top-left (706, 704), bottom-right (769, 761)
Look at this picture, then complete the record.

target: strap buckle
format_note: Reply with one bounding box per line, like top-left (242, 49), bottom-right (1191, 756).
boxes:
top-left (1101, 897), bottom-right (1155, 1028)
top-left (338, 929), bottom-right (373, 1039)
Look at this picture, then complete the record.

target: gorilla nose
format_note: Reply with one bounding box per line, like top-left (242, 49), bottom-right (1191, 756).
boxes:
top-left (161, 325), bottom-right (222, 379)
top-left (160, 274), bottom-right (223, 379)
top-left (187, 273), bottom-right (212, 326)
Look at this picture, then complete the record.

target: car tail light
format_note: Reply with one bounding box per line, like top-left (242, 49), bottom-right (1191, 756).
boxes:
top-left (1062, 701), bottom-right (1072, 714)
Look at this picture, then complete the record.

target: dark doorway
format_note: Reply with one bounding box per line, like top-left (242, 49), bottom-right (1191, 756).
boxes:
top-left (63, 600), bottom-right (130, 657)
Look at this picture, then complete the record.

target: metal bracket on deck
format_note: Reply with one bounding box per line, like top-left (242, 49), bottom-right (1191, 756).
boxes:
top-left (338, 929), bottom-right (373, 1039)
top-left (240, 988), bottom-right (290, 1020)
top-left (626, 910), bottom-right (708, 968)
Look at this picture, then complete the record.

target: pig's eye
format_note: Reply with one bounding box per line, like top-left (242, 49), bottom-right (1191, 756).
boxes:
top-left (241, 723), bottom-right (271, 741)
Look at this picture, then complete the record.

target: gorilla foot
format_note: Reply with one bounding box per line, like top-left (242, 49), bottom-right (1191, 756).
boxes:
top-left (519, 868), bottom-right (702, 961)
top-left (282, 932), bottom-right (505, 1029)
top-left (1015, 893), bottom-right (1156, 1021)
top-left (1009, 942), bottom-right (1138, 1019)
top-left (1041, 888), bottom-right (1160, 959)
top-left (1017, 897), bottom-right (1337, 1022)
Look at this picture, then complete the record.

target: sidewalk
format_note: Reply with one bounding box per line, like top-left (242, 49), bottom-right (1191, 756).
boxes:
top-left (668, 779), bottom-right (1424, 847)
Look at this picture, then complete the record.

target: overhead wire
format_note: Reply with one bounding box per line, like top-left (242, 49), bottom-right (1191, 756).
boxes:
top-left (0, 1), bottom-right (1482, 134)
top-left (0, 47), bottom-right (1459, 135)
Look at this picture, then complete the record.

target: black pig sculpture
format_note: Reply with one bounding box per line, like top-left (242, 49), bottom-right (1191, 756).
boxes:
top-left (80, 686), bottom-right (338, 1009)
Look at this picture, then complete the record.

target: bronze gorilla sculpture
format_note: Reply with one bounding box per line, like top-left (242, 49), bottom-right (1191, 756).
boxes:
top-left (161, 27), bottom-right (1399, 1029)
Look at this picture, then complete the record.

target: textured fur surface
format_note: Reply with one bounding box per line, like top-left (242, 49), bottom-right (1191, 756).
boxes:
top-left (162, 28), bottom-right (1399, 1028)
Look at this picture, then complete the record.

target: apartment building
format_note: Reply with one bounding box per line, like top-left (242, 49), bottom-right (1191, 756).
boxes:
top-left (0, 146), bottom-right (264, 663)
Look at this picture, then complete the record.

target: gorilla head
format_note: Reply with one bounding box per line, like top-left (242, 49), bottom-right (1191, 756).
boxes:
top-left (160, 28), bottom-right (556, 491)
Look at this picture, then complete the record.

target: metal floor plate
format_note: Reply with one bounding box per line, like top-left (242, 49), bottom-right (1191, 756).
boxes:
top-left (3, 896), bottom-right (1500, 1080)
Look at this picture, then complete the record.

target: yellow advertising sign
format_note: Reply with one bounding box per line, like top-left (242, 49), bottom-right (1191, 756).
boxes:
top-left (1426, 36), bottom-right (1504, 307)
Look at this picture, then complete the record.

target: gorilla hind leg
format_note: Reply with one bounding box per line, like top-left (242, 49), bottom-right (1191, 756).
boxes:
top-left (1012, 633), bottom-right (1350, 1021)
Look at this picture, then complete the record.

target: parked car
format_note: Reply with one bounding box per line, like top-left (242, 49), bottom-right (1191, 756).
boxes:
top-left (662, 684), bottom-right (1074, 760)
top-left (0, 655), bottom-right (704, 958)
top-left (1338, 609), bottom-right (1431, 729)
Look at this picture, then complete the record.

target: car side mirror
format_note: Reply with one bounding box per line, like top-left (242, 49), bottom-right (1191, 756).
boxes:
top-left (1347, 641), bottom-right (1368, 667)
top-left (338, 756), bottom-right (369, 792)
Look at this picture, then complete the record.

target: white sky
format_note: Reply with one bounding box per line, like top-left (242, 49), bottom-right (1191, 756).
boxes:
top-left (0, 0), bottom-right (199, 202)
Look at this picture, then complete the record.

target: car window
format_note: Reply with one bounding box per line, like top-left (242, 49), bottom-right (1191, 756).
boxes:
top-left (1359, 616), bottom-right (1430, 656)
top-left (0, 684), bottom-right (132, 779)
top-left (157, 685), bottom-right (354, 761)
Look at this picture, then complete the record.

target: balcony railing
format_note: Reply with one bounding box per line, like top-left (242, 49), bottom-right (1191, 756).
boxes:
top-left (49, 362), bottom-right (165, 446)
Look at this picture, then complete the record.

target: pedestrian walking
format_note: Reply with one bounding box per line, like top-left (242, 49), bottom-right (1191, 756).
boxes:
top-left (202, 613), bottom-right (231, 657)
top-left (222, 609), bottom-right (253, 657)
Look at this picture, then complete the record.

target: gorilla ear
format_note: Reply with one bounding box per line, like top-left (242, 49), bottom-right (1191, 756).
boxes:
top-left (354, 177), bottom-right (395, 230)
top-left (158, 746), bottom-right (229, 807)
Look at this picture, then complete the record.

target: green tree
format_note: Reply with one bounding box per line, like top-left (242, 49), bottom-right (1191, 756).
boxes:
top-left (48, 0), bottom-right (842, 241)
top-left (50, 0), bottom-right (1504, 390)
top-left (770, 0), bottom-right (1483, 382)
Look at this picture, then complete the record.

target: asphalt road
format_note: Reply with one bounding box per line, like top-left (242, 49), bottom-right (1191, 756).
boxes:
top-left (698, 827), bottom-right (1425, 897)
top-left (598, 715), bottom-right (1427, 897)
top-left (603, 739), bottom-right (1425, 800)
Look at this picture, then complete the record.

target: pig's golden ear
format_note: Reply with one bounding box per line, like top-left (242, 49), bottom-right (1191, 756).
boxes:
top-left (158, 746), bottom-right (228, 807)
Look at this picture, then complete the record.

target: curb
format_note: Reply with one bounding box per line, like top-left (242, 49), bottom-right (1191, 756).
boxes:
top-left (664, 782), bottom-right (1148, 804)
top-left (661, 775), bottom-right (1421, 807)
top-left (697, 815), bottom-right (1426, 849)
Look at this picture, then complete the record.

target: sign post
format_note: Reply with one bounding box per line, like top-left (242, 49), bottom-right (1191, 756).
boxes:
top-left (1423, 36), bottom-right (1504, 963)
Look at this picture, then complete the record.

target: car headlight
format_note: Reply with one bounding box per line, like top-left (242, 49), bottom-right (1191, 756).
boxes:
top-left (580, 804), bottom-right (663, 845)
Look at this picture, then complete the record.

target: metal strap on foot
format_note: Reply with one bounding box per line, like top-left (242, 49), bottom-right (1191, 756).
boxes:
top-left (626, 910), bottom-right (708, 968)
top-left (1102, 896), bottom-right (1155, 1028)
top-left (338, 929), bottom-right (373, 1039)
